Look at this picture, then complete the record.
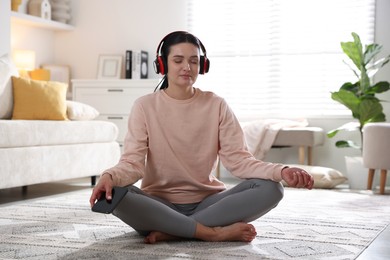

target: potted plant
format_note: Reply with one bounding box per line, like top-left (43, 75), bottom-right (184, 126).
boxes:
top-left (328, 32), bottom-right (390, 148)
top-left (327, 32), bottom-right (390, 189)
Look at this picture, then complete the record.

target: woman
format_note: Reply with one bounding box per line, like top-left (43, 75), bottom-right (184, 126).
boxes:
top-left (90, 31), bottom-right (314, 244)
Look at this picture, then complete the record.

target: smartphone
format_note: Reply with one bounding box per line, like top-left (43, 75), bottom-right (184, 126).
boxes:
top-left (92, 186), bottom-right (128, 214)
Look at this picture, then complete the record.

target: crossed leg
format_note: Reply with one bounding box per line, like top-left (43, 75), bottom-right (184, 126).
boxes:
top-left (113, 179), bottom-right (283, 244)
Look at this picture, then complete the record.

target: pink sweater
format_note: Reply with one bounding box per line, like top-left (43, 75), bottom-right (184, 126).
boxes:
top-left (104, 88), bottom-right (285, 204)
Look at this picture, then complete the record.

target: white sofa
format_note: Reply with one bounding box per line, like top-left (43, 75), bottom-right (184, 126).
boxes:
top-left (0, 54), bottom-right (120, 191)
top-left (0, 120), bottom-right (120, 190)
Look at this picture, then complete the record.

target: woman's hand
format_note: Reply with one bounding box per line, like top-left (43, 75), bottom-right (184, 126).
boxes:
top-left (89, 173), bottom-right (114, 207)
top-left (281, 167), bottom-right (314, 189)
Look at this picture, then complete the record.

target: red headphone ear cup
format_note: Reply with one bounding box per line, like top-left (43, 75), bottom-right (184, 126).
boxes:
top-left (199, 56), bottom-right (210, 74)
top-left (156, 56), bottom-right (166, 75)
top-left (204, 57), bottom-right (210, 73)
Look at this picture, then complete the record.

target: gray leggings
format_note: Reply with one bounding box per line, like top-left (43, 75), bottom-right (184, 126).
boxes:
top-left (113, 179), bottom-right (284, 238)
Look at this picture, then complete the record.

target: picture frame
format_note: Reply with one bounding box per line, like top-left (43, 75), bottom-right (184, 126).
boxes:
top-left (97, 55), bottom-right (122, 79)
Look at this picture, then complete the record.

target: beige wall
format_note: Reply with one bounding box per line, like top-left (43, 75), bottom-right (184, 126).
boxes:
top-left (55, 0), bottom-right (188, 79)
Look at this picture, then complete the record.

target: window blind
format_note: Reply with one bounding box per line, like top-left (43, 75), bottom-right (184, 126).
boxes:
top-left (187, 0), bottom-right (376, 119)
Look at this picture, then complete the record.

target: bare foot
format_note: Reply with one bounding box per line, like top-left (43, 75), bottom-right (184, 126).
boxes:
top-left (144, 222), bottom-right (257, 244)
top-left (196, 222), bottom-right (257, 242)
top-left (144, 231), bottom-right (179, 244)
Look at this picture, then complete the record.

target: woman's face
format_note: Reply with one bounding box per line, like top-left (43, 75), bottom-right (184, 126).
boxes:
top-left (166, 42), bottom-right (200, 88)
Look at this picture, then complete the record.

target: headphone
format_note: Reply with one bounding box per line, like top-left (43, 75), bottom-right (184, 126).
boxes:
top-left (153, 31), bottom-right (210, 75)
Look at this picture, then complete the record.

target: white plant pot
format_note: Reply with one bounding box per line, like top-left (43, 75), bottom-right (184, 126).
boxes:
top-left (345, 156), bottom-right (368, 190)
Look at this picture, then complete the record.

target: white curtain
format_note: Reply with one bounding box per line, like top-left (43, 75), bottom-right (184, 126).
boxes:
top-left (187, 0), bottom-right (376, 119)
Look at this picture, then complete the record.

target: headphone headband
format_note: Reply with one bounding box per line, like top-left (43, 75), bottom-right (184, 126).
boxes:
top-left (153, 31), bottom-right (210, 75)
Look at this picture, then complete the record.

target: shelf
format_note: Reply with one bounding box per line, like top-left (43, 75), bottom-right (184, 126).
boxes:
top-left (71, 79), bottom-right (161, 88)
top-left (11, 11), bottom-right (74, 31)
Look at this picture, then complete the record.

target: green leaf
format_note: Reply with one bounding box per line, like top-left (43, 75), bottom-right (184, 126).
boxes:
top-left (364, 43), bottom-right (382, 65)
top-left (368, 112), bottom-right (386, 123)
top-left (327, 122), bottom-right (360, 138)
top-left (341, 33), bottom-right (364, 70)
top-left (335, 140), bottom-right (360, 149)
top-left (351, 32), bottom-right (363, 53)
top-left (331, 89), bottom-right (360, 114)
top-left (366, 55), bottom-right (390, 75)
top-left (340, 82), bottom-right (359, 94)
top-left (341, 41), bottom-right (362, 70)
top-left (368, 81), bottom-right (390, 94)
top-left (327, 129), bottom-right (339, 138)
top-left (358, 98), bottom-right (384, 125)
top-left (382, 55), bottom-right (390, 67)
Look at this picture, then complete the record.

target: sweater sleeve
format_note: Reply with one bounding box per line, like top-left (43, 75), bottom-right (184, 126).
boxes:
top-left (102, 99), bottom-right (147, 186)
top-left (217, 100), bottom-right (285, 182)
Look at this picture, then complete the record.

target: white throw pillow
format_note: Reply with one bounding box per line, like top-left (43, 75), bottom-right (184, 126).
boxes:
top-left (283, 164), bottom-right (348, 189)
top-left (66, 100), bottom-right (100, 120)
top-left (0, 53), bottom-right (19, 119)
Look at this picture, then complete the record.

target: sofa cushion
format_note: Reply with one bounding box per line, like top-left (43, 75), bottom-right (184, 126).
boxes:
top-left (66, 100), bottom-right (100, 120)
top-left (12, 77), bottom-right (68, 120)
top-left (0, 142), bottom-right (120, 189)
top-left (0, 120), bottom-right (118, 148)
top-left (283, 164), bottom-right (347, 189)
top-left (0, 54), bottom-right (19, 119)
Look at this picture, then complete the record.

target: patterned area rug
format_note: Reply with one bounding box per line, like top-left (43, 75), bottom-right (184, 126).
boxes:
top-left (0, 187), bottom-right (389, 260)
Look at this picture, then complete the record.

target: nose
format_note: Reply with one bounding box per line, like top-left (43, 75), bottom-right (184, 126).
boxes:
top-left (183, 62), bottom-right (191, 71)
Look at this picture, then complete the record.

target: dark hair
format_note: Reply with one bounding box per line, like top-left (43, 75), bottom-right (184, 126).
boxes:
top-left (155, 31), bottom-right (202, 91)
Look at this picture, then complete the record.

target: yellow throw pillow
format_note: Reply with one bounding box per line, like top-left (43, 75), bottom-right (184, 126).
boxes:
top-left (12, 76), bottom-right (68, 120)
top-left (29, 69), bottom-right (51, 81)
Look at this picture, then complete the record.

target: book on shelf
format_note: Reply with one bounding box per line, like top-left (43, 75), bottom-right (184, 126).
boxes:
top-left (125, 50), bottom-right (132, 79)
top-left (125, 50), bottom-right (148, 79)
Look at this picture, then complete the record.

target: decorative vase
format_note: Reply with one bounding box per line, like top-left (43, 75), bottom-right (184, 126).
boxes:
top-left (345, 156), bottom-right (369, 190)
top-left (50, 0), bottom-right (71, 24)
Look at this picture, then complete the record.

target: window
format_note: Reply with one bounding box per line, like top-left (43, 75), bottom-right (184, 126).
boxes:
top-left (187, 0), bottom-right (376, 119)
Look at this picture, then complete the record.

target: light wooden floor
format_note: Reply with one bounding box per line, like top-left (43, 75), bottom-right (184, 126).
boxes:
top-left (0, 178), bottom-right (389, 259)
